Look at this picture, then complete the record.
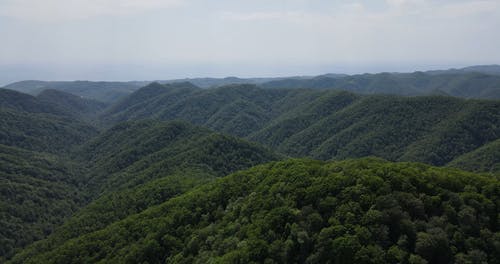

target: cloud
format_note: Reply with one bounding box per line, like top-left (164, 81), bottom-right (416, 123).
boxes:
top-left (220, 11), bottom-right (304, 21)
top-left (217, 0), bottom-right (499, 64)
top-left (440, 0), bottom-right (500, 17)
top-left (385, 0), bottom-right (427, 8)
top-left (0, 0), bottom-right (185, 21)
top-left (221, 0), bottom-right (500, 24)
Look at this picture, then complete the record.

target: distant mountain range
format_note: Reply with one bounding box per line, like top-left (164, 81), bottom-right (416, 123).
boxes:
top-left (4, 65), bottom-right (500, 102)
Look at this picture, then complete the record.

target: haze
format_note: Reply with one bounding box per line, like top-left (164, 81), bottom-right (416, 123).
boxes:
top-left (1, 0), bottom-right (499, 85)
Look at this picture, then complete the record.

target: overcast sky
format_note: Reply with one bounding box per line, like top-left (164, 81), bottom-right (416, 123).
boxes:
top-left (1, 0), bottom-right (499, 84)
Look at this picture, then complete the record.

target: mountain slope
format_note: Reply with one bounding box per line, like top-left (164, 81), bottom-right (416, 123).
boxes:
top-left (100, 83), bottom-right (500, 171)
top-left (0, 88), bottom-right (99, 153)
top-left (261, 72), bottom-right (500, 99)
top-left (0, 144), bottom-right (86, 261)
top-left (275, 95), bottom-right (499, 166)
top-left (6, 120), bottom-right (281, 262)
top-left (428, 65), bottom-right (500, 76)
top-left (5, 80), bottom-right (144, 103)
top-left (447, 139), bottom-right (500, 173)
top-left (0, 88), bottom-right (65, 115)
top-left (0, 109), bottom-right (98, 153)
top-left (11, 158), bottom-right (500, 264)
top-left (37, 89), bottom-right (107, 120)
top-left (77, 120), bottom-right (281, 195)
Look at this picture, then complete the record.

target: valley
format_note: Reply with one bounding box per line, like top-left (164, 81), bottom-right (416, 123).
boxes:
top-left (0, 68), bottom-right (499, 263)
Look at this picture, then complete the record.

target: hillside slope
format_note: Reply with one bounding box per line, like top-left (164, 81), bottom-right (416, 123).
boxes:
top-left (0, 88), bottom-right (65, 115)
top-left (261, 72), bottom-right (500, 99)
top-left (77, 120), bottom-right (281, 195)
top-left (448, 139), bottom-right (500, 173)
top-left (37, 89), bottom-right (107, 120)
top-left (0, 144), bottom-right (86, 261)
top-left (0, 109), bottom-right (98, 153)
top-left (0, 88), bottom-right (99, 153)
top-left (6, 121), bottom-right (280, 261)
top-left (11, 158), bottom-right (500, 264)
top-left (100, 83), bottom-right (500, 170)
top-left (5, 80), bottom-right (144, 103)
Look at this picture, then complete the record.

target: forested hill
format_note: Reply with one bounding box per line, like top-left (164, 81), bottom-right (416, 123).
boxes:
top-left (5, 65), bottom-right (500, 102)
top-left (0, 88), bottom-right (65, 115)
top-left (3, 120), bottom-right (281, 262)
top-left (0, 88), bottom-right (98, 153)
top-left (100, 83), bottom-right (500, 171)
top-left (2, 71), bottom-right (499, 263)
top-left (0, 144), bottom-right (86, 260)
top-left (0, 118), bottom-right (280, 262)
top-left (37, 89), bottom-right (108, 120)
top-left (4, 80), bottom-right (144, 103)
top-left (74, 120), bottom-right (281, 195)
top-left (447, 139), bottom-right (500, 174)
top-left (260, 72), bottom-right (500, 99)
top-left (10, 158), bottom-right (500, 264)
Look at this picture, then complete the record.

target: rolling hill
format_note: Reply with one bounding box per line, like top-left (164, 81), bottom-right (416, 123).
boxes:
top-left (1, 120), bottom-right (281, 262)
top-left (0, 88), bottom-right (65, 115)
top-left (10, 158), bottom-right (499, 264)
top-left (447, 139), bottom-right (500, 173)
top-left (76, 120), bottom-right (281, 195)
top-left (5, 65), bottom-right (500, 102)
top-left (2, 67), bottom-right (499, 263)
top-left (261, 72), bottom-right (500, 99)
top-left (100, 83), bottom-right (500, 171)
top-left (0, 144), bottom-right (86, 261)
top-left (4, 80), bottom-right (145, 103)
top-left (37, 89), bottom-right (107, 121)
top-left (0, 89), bottom-right (99, 153)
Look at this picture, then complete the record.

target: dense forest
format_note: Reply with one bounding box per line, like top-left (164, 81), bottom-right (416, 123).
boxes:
top-left (0, 68), bottom-right (499, 263)
top-left (0, 144), bottom-right (86, 259)
top-left (9, 159), bottom-right (500, 264)
top-left (0, 89), bottom-right (98, 153)
top-left (261, 72), bottom-right (500, 99)
top-left (101, 82), bottom-right (500, 170)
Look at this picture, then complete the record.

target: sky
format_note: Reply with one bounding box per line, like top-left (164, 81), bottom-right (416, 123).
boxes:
top-left (1, 0), bottom-right (499, 84)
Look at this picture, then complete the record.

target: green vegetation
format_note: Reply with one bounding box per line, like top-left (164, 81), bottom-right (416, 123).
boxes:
top-left (261, 72), bottom-right (500, 99)
top-left (0, 109), bottom-right (98, 153)
top-left (4, 80), bottom-right (144, 103)
top-left (1, 120), bottom-right (280, 262)
top-left (10, 158), bottom-right (500, 264)
top-left (76, 120), bottom-right (281, 195)
top-left (101, 83), bottom-right (500, 170)
top-left (0, 88), bottom-right (99, 153)
top-left (0, 88), bottom-right (64, 115)
top-left (1, 74), bottom-right (499, 264)
top-left (448, 139), bottom-right (500, 174)
top-left (0, 144), bottom-right (86, 261)
top-left (6, 66), bottom-right (500, 102)
top-left (37, 89), bottom-right (108, 121)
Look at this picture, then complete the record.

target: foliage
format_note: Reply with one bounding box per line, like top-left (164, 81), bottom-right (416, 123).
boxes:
top-left (100, 83), bottom-right (500, 171)
top-left (448, 139), bottom-right (500, 174)
top-left (4, 120), bottom-right (281, 262)
top-left (0, 109), bottom-right (98, 153)
top-left (0, 144), bottom-right (86, 261)
top-left (37, 89), bottom-right (108, 121)
top-left (261, 72), bottom-right (500, 99)
top-left (5, 80), bottom-right (144, 103)
top-left (2, 76), bottom-right (500, 264)
top-left (10, 158), bottom-right (499, 264)
top-left (76, 120), bottom-right (281, 194)
top-left (0, 88), bottom-right (99, 153)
